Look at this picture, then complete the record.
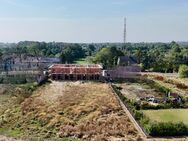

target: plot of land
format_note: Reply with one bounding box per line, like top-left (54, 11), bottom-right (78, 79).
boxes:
top-left (116, 82), bottom-right (164, 101)
top-left (0, 82), bottom-right (139, 140)
top-left (143, 109), bottom-right (188, 125)
top-left (143, 73), bottom-right (188, 97)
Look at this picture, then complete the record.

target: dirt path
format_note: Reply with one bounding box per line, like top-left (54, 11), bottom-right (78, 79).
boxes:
top-left (0, 135), bottom-right (23, 141)
top-left (37, 81), bottom-right (65, 104)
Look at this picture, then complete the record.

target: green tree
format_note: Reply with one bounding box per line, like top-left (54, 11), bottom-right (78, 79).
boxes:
top-left (93, 46), bottom-right (124, 68)
top-left (87, 44), bottom-right (96, 56)
top-left (60, 44), bottom-right (85, 63)
top-left (135, 49), bottom-right (142, 64)
top-left (179, 65), bottom-right (188, 78)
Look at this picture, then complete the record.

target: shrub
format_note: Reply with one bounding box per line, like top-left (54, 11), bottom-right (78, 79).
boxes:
top-left (140, 102), bottom-right (174, 110)
top-left (1, 75), bottom-right (27, 84)
top-left (19, 83), bottom-right (38, 92)
top-left (134, 111), bottom-right (143, 120)
top-left (179, 65), bottom-right (188, 78)
top-left (147, 122), bottom-right (188, 136)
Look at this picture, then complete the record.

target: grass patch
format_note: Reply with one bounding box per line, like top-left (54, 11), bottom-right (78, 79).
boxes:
top-left (0, 128), bottom-right (22, 138)
top-left (74, 58), bottom-right (89, 64)
top-left (17, 83), bottom-right (38, 92)
top-left (143, 109), bottom-right (188, 125)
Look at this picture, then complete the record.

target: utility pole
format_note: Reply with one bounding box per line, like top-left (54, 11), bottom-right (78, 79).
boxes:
top-left (124, 17), bottom-right (126, 44)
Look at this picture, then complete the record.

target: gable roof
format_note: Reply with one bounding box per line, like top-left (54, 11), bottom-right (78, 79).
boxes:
top-left (118, 56), bottom-right (137, 65)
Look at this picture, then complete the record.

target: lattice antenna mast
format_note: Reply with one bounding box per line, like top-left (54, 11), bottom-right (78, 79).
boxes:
top-left (124, 17), bottom-right (127, 44)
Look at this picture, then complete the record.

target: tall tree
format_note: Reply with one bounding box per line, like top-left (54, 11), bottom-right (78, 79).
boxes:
top-left (93, 46), bottom-right (124, 68)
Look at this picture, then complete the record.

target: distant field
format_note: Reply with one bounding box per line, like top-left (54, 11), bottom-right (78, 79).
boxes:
top-left (143, 109), bottom-right (188, 125)
top-left (74, 58), bottom-right (89, 64)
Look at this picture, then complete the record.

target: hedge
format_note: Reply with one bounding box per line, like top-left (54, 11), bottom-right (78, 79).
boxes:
top-left (146, 122), bottom-right (188, 136)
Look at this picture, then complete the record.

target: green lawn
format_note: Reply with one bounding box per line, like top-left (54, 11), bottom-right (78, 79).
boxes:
top-left (143, 109), bottom-right (188, 125)
top-left (74, 58), bottom-right (89, 65)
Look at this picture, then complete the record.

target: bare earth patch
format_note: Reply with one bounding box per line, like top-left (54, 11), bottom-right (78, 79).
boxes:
top-left (117, 83), bottom-right (164, 101)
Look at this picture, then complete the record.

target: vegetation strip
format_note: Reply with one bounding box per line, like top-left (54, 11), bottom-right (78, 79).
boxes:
top-left (110, 84), bottom-right (148, 139)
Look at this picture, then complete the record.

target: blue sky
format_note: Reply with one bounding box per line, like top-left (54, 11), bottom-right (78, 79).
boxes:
top-left (0, 0), bottom-right (188, 43)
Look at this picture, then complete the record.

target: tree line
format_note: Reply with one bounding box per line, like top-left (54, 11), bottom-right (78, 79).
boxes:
top-left (0, 41), bottom-right (188, 75)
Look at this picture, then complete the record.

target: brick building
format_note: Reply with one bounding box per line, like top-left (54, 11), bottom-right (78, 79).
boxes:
top-left (49, 64), bottom-right (103, 80)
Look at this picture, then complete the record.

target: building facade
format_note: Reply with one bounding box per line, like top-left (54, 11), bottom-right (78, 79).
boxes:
top-left (49, 64), bottom-right (103, 80)
top-left (103, 55), bottom-right (141, 79)
top-left (0, 55), bottom-right (60, 71)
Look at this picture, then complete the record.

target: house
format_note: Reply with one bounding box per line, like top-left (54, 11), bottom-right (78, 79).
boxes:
top-left (103, 55), bottom-right (141, 79)
top-left (117, 56), bottom-right (138, 66)
top-left (49, 64), bottom-right (103, 80)
top-left (0, 54), bottom-right (60, 71)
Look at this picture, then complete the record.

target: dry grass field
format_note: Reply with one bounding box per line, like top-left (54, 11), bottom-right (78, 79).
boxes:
top-left (142, 73), bottom-right (188, 98)
top-left (0, 82), bottom-right (139, 140)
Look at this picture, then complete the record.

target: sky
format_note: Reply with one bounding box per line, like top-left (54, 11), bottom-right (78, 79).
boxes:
top-left (0, 0), bottom-right (188, 43)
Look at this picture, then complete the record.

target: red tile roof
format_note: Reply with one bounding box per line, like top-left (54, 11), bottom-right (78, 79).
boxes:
top-left (49, 64), bottom-right (102, 74)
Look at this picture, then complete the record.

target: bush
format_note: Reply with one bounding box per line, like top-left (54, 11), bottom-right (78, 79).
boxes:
top-left (2, 76), bottom-right (27, 84)
top-left (147, 122), bottom-right (188, 136)
top-left (134, 111), bottom-right (143, 120)
top-left (140, 102), bottom-right (170, 110)
top-left (19, 83), bottom-right (38, 92)
top-left (141, 100), bottom-right (186, 109)
top-left (179, 65), bottom-right (188, 78)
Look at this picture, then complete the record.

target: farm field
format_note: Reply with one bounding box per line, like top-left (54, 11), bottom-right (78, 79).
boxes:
top-left (143, 109), bottom-right (188, 125)
top-left (0, 81), bottom-right (139, 140)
